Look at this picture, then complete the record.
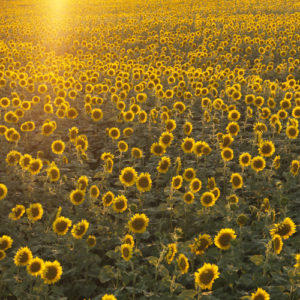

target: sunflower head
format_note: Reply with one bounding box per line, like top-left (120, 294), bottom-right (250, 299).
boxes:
top-left (194, 263), bottom-right (220, 290)
top-left (214, 228), bottom-right (237, 250)
top-left (128, 213), bottom-right (149, 234)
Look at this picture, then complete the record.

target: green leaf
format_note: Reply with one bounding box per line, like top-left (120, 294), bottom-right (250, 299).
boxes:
top-left (249, 255), bottom-right (264, 266)
top-left (178, 289), bottom-right (197, 299)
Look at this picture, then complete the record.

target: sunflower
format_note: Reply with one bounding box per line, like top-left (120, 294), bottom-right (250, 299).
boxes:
top-left (51, 140), bottom-right (65, 155)
top-left (9, 204), bottom-right (25, 220)
top-left (102, 191), bottom-right (114, 207)
top-left (251, 288), bottom-right (270, 300)
top-left (221, 147), bottom-right (234, 161)
top-left (14, 246), bottom-right (33, 266)
top-left (226, 122), bottom-right (240, 136)
top-left (227, 194), bottom-right (239, 204)
top-left (228, 109), bottom-right (241, 121)
top-left (27, 257), bottom-right (44, 277)
top-left (286, 125), bottom-right (299, 139)
top-left (181, 137), bottom-right (195, 153)
top-left (26, 203), bottom-right (43, 222)
top-left (150, 142), bottom-right (166, 156)
top-left (0, 183), bottom-right (8, 201)
top-left (77, 176), bottom-right (88, 190)
top-left (0, 250), bottom-right (6, 261)
top-left (89, 185), bottom-right (100, 199)
top-left (207, 177), bottom-right (216, 190)
top-left (166, 243), bottom-right (177, 264)
top-left (171, 175), bottom-right (183, 190)
top-left (131, 147), bottom-right (143, 159)
top-left (270, 217), bottom-right (296, 239)
top-left (157, 156), bottom-right (171, 173)
top-left (70, 189), bottom-right (85, 205)
top-left (165, 119), bottom-right (176, 132)
top-left (183, 192), bottom-right (195, 204)
top-left (294, 254), bottom-right (300, 268)
top-left (189, 234), bottom-right (212, 255)
top-left (136, 173), bottom-right (152, 193)
top-left (194, 263), bottom-right (220, 290)
top-left (230, 173), bottom-right (243, 189)
top-left (292, 106), bottom-right (300, 118)
top-left (239, 152), bottom-right (251, 167)
top-left (177, 254), bottom-right (189, 274)
top-left (128, 213), bottom-right (149, 234)
top-left (102, 295), bottom-right (117, 300)
top-left (159, 132), bottom-right (174, 148)
top-left (219, 134), bottom-right (234, 149)
top-left (108, 127), bottom-right (120, 140)
top-left (123, 234), bottom-right (135, 248)
top-left (71, 219), bottom-right (89, 239)
top-left (121, 244), bottom-right (133, 261)
top-left (86, 235), bottom-right (97, 248)
top-left (27, 158), bottom-right (43, 175)
top-left (200, 192), bottom-right (216, 207)
top-left (290, 160), bottom-right (300, 176)
top-left (253, 122), bottom-right (268, 133)
top-left (251, 156), bottom-right (266, 173)
top-left (101, 152), bottom-right (115, 161)
top-left (173, 101), bottom-right (186, 113)
top-left (6, 150), bottom-right (21, 166)
top-left (91, 108), bottom-right (103, 122)
top-left (272, 234), bottom-right (283, 255)
top-left (47, 165), bottom-right (60, 182)
top-left (0, 235), bottom-right (13, 251)
top-left (211, 187), bottom-right (221, 200)
top-left (112, 195), bottom-right (128, 213)
top-left (183, 168), bottom-right (196, 182)
top-left (119, 167), bottom-right (137, 187)
top-left (237, 214), bottom-right (248, 226)
top-left (53, 216), bottom-right (72, 235)
top-left (258, 140), bottom-right (275, 157)
top-left (189, 178), bottom-right (202, 193)
top-left (214, 228), bottom-right (237, 250)
top-left (41, 260), bottom-right (62, 284)
top-left (183, 121), bottom-right (193, 135)
top-left (123, 110), bottom-right (134, 122)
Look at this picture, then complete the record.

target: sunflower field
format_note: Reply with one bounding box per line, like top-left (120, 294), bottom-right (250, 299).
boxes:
top-left (0, 0), bottom-right (299, 299)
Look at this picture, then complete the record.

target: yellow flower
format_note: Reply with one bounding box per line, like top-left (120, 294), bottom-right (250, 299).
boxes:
top-left (53, 216), bottom-right (72, 235)
top-left (230, 173), bottom-right (243, 189)
top-left (221, 147), bottom-right (234, 161)
top-left (181, 137), bottom-right (195, 153)
top-left (251, 288), bottom-right (270, 300)
top-left (89, 185), bottom-right (100, 198)
top-left (190, 234), bottom-right (212, 255)
top-left (171, 175), bottom-right (183, 190)
top-left (214, 228), bottom-right (237, 250)
top-left (28, 158), bottom-right (43, 175)
top-left (102, 295), bottom-right (117, 300)
top-left (136, 173), bottom-right (152, 193)
top-left (226, 121), bottom-right (240, 136)
top-left (183, 168), bottom-right (196, 182)
top-left (26, 203), bottom-right (43, 222)
top-left (119, 167), bottom-right (137, 187)
top-left (0, 250), bottom-right (6, 261)
top-left (47, 165), bottom-right (60, 182)
top-left (112, 195), bottom-right (128, 213)
top-left (157, 156), bottom-right (171, 173)
top-left (14, 246), bottom-right (33, 266)
top-left (108, 127), bottom-right (120, 140)
top-left (270, 217), bottom-right (296, 239)
top-left (9, 204), bottom-right (25, 220)
top-left (159, 132), bottom-right (174, 148)
top-left (189, 178), bottom-right (202, 193)
top-left (71, 219), bottom-right (89, 239)
top-left (150, 142), bottom-right (166, 156)
top-left (0, 235), bottom-right (13, 251)
top-left (177, 254), bottom-right (189, 274)
top-left (91, 108), bottom-right (103, 121)
top-left (87, 235), bottom-right (97, 248)
top-left (123, 234), bottom-right (135, 248)
top-left (290, 160), bottom-right (300, 176)
top-left (0, 183), bottom-right (8, 201)
top-left (102, 191), bottom-right (114, 207)
top-left (294, 254), bottom-right (300, 268)
top-left (128, 213), bottom-right (149, 234)
top-left (194, 263), bottom-right (220, 290)
top-left (70, 189), bottom-right (85, 205)
top-left (251, 156), bottom-right (266, 173)
top-left (121, 244), bottom-right (133, 261)
top-left (166, 243), bottom-right (177, 264)
top-left (41, 260), bottom-right (63, 284)
top-left (51, 140), bottom-right (65, 155)
top-left (258, 140), bottom-right (275, 157)
top-left (77, 176), bottom-right (89, 190)
top-left (27, 257), bottom-right (44, 277)
top-left (239, 152), bottom-right (251, 167)
top-left (183, 191), bottom-right (195, 204)
top-left (272, 234), bottom-right (283, 255)
top-left (200, 192), bottom-right (216, 207)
